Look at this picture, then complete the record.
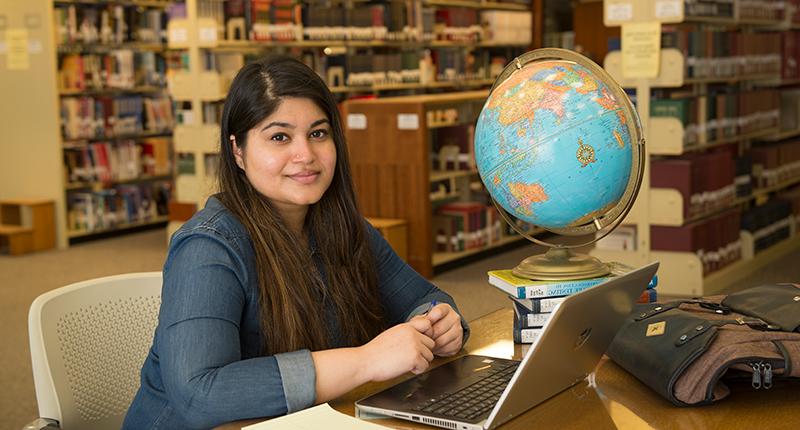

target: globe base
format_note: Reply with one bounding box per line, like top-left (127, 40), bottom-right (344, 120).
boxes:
top-left (512, 248), bottom-right (610, 281)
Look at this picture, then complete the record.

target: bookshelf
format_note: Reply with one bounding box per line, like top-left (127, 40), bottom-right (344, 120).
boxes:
top-left (588, 0), bottom-right (800, 297)
top-left (342, 91), bottom-right (542, 277)
top-left (52, 0), bottom-right (176, 242)
top-left (164, 0), bottom-right (541, 246)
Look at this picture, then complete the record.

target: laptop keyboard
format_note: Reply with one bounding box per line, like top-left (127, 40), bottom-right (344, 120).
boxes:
top-left (413, 361), bottom-right (520, 421)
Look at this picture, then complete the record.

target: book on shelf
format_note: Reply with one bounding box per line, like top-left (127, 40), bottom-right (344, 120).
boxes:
top-left (60, 94), bottom-right (174, 140)
top-left (63, 140), bottom-right (167, 184)
top-left (657, 27), bottom-right (781, 80)
top-left (434, 202), bottom-right (500, 253)
top-left (749, 140), bottom-right (800, 188)
top-left (651, 209), bottom-right (742, 275)
top-left (741, 200), bottom-right (794, 254)
top-left (779, 187), bottom-right (800, 232)
top-left (650, 152), bottom-right (736, 219)
top-left (488, 262), bottom-right (658, 300)
top-left (67, 180), bottom-right (171, 233)
top-left (53, 3), bottom-right (168, 45)
top-left (481, 11), bottom-right (531, 45)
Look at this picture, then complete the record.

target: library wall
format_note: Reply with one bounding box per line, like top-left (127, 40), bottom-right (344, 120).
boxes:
top-left (0, 0), bottom-right (66, 247)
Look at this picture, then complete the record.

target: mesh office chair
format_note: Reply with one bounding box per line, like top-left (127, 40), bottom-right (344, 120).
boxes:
top-left (25, 272), bottom-right (162, 430)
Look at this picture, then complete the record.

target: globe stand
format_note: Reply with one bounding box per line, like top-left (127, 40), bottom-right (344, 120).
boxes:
top-left (512, 247), bottom-right (610, 281)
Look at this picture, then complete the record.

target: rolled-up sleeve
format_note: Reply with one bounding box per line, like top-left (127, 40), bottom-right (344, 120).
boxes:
top-left (274, 350), bottom-right (316, 413)
top-left (157, 229), bottom-right (317, 428)
top-left (366, 223), bottom-right (471, 345)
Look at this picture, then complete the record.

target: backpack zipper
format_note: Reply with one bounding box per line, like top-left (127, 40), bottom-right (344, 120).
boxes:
top-left (749, 361), bottom-right (774, 390)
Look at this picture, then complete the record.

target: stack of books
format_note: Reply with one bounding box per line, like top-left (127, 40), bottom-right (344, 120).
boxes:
top-left (487, 262), bottom-right (658, 344)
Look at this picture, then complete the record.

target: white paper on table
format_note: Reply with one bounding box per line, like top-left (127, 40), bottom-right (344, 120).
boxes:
top-left (242, 403), bottom-right (392, 430)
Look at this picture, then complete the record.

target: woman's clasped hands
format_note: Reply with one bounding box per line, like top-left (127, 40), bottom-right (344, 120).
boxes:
top-left (358, 303), bottom-right (464, 382)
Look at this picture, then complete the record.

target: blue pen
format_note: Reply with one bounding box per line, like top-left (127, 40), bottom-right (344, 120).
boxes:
top-left (425, 300), bottom-right (438, 314)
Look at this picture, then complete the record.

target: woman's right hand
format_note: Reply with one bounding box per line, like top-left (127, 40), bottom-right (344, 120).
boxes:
top-left (358, 318), bottom-right (435, 382)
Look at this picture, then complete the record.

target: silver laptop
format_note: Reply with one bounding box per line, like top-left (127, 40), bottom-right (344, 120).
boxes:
top-left (356, 262), bottom-right (659, 430)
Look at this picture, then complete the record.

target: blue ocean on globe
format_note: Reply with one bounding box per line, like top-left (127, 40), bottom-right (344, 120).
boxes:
top-left (474, 60), bottom-right (633, 230)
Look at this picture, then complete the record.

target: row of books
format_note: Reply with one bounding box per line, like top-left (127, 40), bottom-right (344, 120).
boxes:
top-left (54, 3), bottom-right (168, 45)
top-left (195, 0), bottom-right (530, 43)
top-left (684, 0), bottom-right (734, 18)
top-left (735, 155), bottom-right (754, 198)
top-left (650, 89), bottom-right (779, 145)
top-left (750, 140), bottom-right (800, 188)
top-left (742, 199), bottom-right (795, 254)
top-left (60, 95), bottom-right (174, 140)
top-left (59, 51), bottom-right (167, 91)
top-left (67, 181), bottom-right (171, 233)
top-left (651, 151), bottom-right (737, 220)
top-left (432, 125), bottom-right (476, 171)
top-left (345, 52), bottom-right (425, 87)
top-left (302, 49), bottom-right (509, 88)
top-left (685, 0), bottom-right (787, 21)
top-left (487, 263), bottom-right (658, 344)
top-left (659, 28), bottom-right (781, 79)
top-left (780, 89), bottom-right (800, 133)
top-left (739, 0), bottom-right (786, 21)
top-left (779, 186), bottom-right (800, 232)
top-left (780, 31), bottom-right (800, 80)
top-left (427, 100), bottom-right (484, 128)
top-left (63, 138), bottom-right (171, 185)
top-left (433, 202), bottom-right (502, 253)
top-left (652, 209), bottom-right (742, 276)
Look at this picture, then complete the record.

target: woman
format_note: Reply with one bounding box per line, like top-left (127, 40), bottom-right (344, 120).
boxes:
top-left (123, 55), bottom-right (469, 429)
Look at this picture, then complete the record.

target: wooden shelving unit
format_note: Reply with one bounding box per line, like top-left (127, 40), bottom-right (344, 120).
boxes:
top-left (343, 90), bottom-right (540, 277)
top-left (591, 0), bottom-right (800, 296)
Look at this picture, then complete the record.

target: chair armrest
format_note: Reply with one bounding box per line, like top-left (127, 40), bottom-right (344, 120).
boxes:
top-left (22, 418), bottom-right (59, 430)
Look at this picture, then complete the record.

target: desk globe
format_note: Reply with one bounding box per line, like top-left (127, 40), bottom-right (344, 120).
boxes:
top-left (474, 49), bottom-right (644, 281)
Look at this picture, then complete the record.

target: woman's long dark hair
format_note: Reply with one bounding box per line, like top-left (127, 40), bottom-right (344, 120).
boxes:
top-left (218, 55), bottom-right (385, 354)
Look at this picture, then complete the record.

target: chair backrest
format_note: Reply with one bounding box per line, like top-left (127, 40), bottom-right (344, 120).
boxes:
top-left (28, 272), bottom-right (162, 430)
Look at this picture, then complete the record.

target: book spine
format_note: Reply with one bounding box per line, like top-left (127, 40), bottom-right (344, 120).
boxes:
top-left (518, 278), bottom-right (605, 299)
top-left (511, 296), bottom-right (566, 313)
top-left (513, 327), bottom-right (543, 344)
top-left (512, 299), bottom-right (552, 328)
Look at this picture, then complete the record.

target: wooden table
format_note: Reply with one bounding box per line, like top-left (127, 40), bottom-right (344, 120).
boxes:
top-left (218, 309), bottom-right (800, 430)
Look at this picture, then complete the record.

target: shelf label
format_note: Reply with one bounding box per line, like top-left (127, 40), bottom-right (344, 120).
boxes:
top-left (655, 0), bottom-right (683, 21)
top-left (198, 27), bottom-right (217, 43)
top-left (169, 27), bottom-right (188, 44)
top-left (397, 113), bottom-right (419, 130)
top-left (347, 113), bottom-right (367, 130)
top-left (606, 2), bottom-right (633, 24)
top-left (621, 22), bottom-right (661, 79)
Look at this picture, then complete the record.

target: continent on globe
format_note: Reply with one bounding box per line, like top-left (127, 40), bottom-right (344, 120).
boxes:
top-left (475, 59), bottom-right (634, 230)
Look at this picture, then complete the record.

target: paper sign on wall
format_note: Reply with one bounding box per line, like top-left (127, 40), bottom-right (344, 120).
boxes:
top-left (621, 22), bottom-right (661, 79)
top-left (347, 113), bottom-right (367, 130)
top-left (606, 2), bottom-right (633, 24)
top-left (655, 0), bottom-right (683, 20)
top-left (169, 27), bottom-right (188, 44)
top-left (198, 27), bottom-right (217, 43)
top-left (5, 28), bottom-right (30, 70)
top-left (397, 114), bottom-right (419, 130)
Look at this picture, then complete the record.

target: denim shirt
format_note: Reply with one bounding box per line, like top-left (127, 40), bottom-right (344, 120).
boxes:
top-left (123, 196), bottom-right (470, 430)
